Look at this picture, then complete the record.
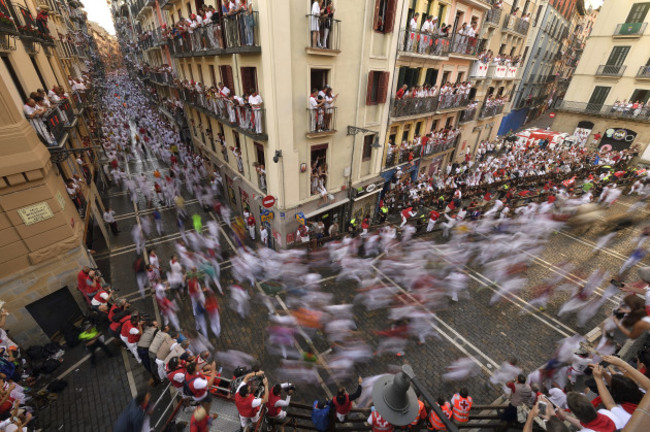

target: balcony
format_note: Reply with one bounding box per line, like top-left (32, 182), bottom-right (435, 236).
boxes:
top-left (29, 104), bottom-right (72, 147)
top-left (470, 61), bottom-right (489, 79)
top-left (485, 9), bottom-right (502, 27)
top-left (305, 14), bottom-right (341, 55)
top-left (596, 64), bottom-right (626, 77)
top-left (384, 145), bottom-right (422, 169)
top-left (397, 28), bottom-right (450, 59)
top-left (636, 65), bottom-right (650, 80)
top-left (613, 22), bottom-right (647, 38)
top-left (458, 105), bottom-right (478, 124)
top-left (557, 100), bottom-right (650, 122)
top-left (502, 14), bottom-right (529, 37)
top-left (147, 70), bottom-right (176, 87)
top-left (448, 35), bottom-right (484, 58)
top-left (306, 107), bottom-right (337, 138)
top-left (179, 87), bottom-right (267, 140)
top-left (478, 102), bottom-right (506, 119)
top-left (423, 135), bottom-right (459, 157)
top-left (487, 64), bottom-right (508, 79)
top-left (13, 5), bottom-right (54, 46)
top-left (390, 96), bottom-right (438, 119)
top-left (438, 94), bottom-right (471, 111)
top-left (168, 12), bottom-right (260, 57)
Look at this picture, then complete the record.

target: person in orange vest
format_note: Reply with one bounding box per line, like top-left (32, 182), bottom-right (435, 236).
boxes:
top-left (407, 397), bottom-right (427, 429)
top-left (234, 370), bottom-right (269, 431)
top-left (332, 376), bottom-right (363, 422)
top-left (367, 406), bottom-right (394, 431)
top-left (265, 383), bottom-right (295, 431)
top-left (427, 397), bottom-right (452, 431)
top-left (451, 388), bottom-right (472, 424)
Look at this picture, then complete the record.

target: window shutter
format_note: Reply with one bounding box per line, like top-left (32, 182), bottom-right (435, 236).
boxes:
top-left (377, 71), bottom-right (390, 104)
top-left (220, 66), bottom-right (234, 93)
top-left (373, 0), bottom-right (382, 31)
top-left (384, 0), bottom-right (398, 33)
top-left (366, 71), bottom-right (376, 105)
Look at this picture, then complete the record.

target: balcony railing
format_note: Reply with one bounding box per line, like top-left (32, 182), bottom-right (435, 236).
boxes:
top-left (168, 12), bottom-right (260, 56)
top-left (147, 70), bottom-right (176, 86)
top-left (557, 100), bottom-right (650, 122)
top-left (390, 96), bottom-right (438, 118)
top-left (502, 14), bottom-right (529, 36)
top-left (179, 87), bottom-right (267, 140)
top-left (470, 61), bottom-right (489, 78)
top-left (398, 28), bottom-right (450, 58)
top-left (596, 64), bottom-right (626, 77)
top-left (29, 105), bottom-right (68, 146)
top-left (306, 14), bottom-right (341, 53)
top-left (307, 107), bottom-right (337, 136)
top-left (487, 64), bottom-right (507, 79)
top-left (384, 145), bottom-right (422, 169)
top-left (613, 22), bottom-right (647, 37)
top-left (485, 9), bottom-right (502, 26)
top-left (637, 65), bottom-right (650, 79)
top-left (438, 94), bottom-right (471, 111)
top-left (167, 24), bottom-right (224, 55)
top-left (0, 18), bottom-right (18, 35)
top-left (478, 103), bottom-right (505, 119)
top-left (458, 106), bottom-right (478, 123)
top-left (12, 5), bottom-right (54, 45)
top-left (449, 35), bottom-right (484, 57)
top-left (423, 135), bottom-right (459, 157)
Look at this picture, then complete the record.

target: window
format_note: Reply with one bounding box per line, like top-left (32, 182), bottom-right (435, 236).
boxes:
top-left (30, 56), bottom-right (47, 90)
top-left (310, 68), bottom-right (329, 91)
top-left (209, 65), bottom-right (217, 86)
top-left (186, 2), bottom-right (192, 16)
top-left (1, 56), bottom-right (27, 101)
top-left (366, 71), bottom-right (389, 105)
top-left (255, 142), bottom-right (265, 165)
top-left (534, 5), bottom-right (543, 26)
top-left (373, 0), bottom-right (398, 33)
top-left (626, 2), bottom-right (650, 23)
top-left (310, 144), bottom-right (328, 195)
top-left (445, 117), bottom-right (453, 129)
top-left (401, 125), bottom-right (411, 143)
top-left (441, 71), bottom-right (450, 85)
top-left (587, 86), bottom-right (611, 108)
top-left (415, 122), bottom-right (422, 136)
top-left (424, 69), bottom-right (438, 87)
top-left (455, 72), bottom-right (464, 83)
top-left (362, 134), bottom-right (375, 161)
top-left (397, 67), bottom-right (421, 88)
top-left (430, 120), bottom-right (439, 132)
top-left (606, 46), bottom-right (630, 66)
top-left (240, 67), bottom-right (258, 94)
top-left (219, 65), bottom-right (234, 92)
top-left (197, 64), bottom-right (204, 84)
top-left (499, 43), bottom-right (506, 55)
top-left (630, 89), bottom-right (650, 103)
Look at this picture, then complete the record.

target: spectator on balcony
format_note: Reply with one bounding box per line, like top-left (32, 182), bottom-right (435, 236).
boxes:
top-left (309, 88), bottom-right (325, 132)
top-left (36, 6), bottom-right (49, 35)
top-left (48, 85), bottom-right (66, 102)
top-left (321, 1), bottom-right (335, 49)
top-left (406, 12), bottom-right (419, 52)
top-left (419, 16), bottom-right (434, 54)
top-left (493, 0), bottom-right (503, 8)
top-left (323, 87), bottom-right (337, 131)
top-left (522, 13), bottom-right (530, 22)
top-left (310, 0), bottom-right (323, 48)
top-left (248, 89), bottom-right (263, 134)
top-left (395, 84), bottom-right (408, 100)
top-left (243, 1), bottom-right (255, 46)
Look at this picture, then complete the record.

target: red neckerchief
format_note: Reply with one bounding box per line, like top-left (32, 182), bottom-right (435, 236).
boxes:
top-left (619, 402), bottom-right (637, 414)
top-left (580, 413), bottom-right (615, 432)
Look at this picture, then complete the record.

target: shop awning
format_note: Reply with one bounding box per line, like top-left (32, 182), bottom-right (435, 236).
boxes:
top-left (304, 198), bottom-right (350, 219)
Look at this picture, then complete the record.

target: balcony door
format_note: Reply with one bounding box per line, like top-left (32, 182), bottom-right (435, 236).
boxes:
top-left (587, 86), bottom-right (610, 112)
top-left (603, 46), bottom-right (630, 75)
top-left (626, 2), bottom-right (650, 23)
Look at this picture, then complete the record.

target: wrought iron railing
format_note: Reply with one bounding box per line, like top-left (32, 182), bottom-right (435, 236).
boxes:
top-left (306, 14), bottom-right (341, 51)
top-left (459, 106), bottom-right (478, 123)
top-left (438, 94), bottom-right (471, 111)
top-left (557, 100), bottom-right (650, 122)
top-left (478, 103), bottom-right (505, 119)
top-left (596, 64), bottom-right (626, 77)
top-left (613, 22), bottom-right (647, 37)
top-left (398, 28), bottom-right (450, 57)
top-left (502, 14), bottom-right (529, 36)
top-left (390, 96), bottom-right (438, 118)
top-left (307, 107), bottom-right (336, 134)
top-left (637, 65), bottom-right (650, 79)
top-left (448, 35), bottom-right (484, 57)
top-left (485, 8), bottom-right (502, 26)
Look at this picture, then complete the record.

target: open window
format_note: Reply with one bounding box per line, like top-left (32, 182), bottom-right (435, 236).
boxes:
top-left (241, 67), bottom-right (258, 94)
top-left (373, 0), bottom-right (398, 33)
top-left (310, 144), bottom-right (328, 196)
top-left (366, 70), bottom-right (390, 105)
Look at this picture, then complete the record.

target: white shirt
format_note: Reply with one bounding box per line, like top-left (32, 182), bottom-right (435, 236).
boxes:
top-left (248, 94), bottom-right (263, 106)
top-left (311, 1), bottom-right (320, 16)
top-left (103, 210), bottom-right (116, 223)
top-left (236, 381), bottom-right (263, 413)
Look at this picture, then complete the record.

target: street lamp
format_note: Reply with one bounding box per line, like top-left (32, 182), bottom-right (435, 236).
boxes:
top-left (372, 365), bottom-right (459, 431)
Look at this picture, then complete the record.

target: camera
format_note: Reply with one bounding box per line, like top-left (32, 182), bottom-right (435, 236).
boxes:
top-left (286, 383), bottom-right (296, 392)
top-left (612, 308), bottom-right (626, 320)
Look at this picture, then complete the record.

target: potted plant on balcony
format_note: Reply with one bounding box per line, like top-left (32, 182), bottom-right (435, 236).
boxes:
top-left (0, 12), bottom-right (16, 33)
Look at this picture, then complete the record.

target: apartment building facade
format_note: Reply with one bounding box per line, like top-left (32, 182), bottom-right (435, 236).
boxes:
top-left (0, 0), bottom-right (107, 345)
top-left (500, 0), bottom-right (577, 133)
top-left (116, 0), bottom-right (407, 246)
top-left (553, 0), bottom-right (650, 156)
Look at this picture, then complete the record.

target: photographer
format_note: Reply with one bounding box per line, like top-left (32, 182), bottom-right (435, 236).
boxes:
top-left (90, 285), bottom-right (114, 312)
top-left (136, 320), bottom-right (159, 382)
top-left (234, 370), bottom-right (269, 432)
top-left (523, 395), bottom-right (568, 432)
top-left (266, 383), bottom-right (295, 431)
top-left (184, 361), bottom-right (219, 411)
